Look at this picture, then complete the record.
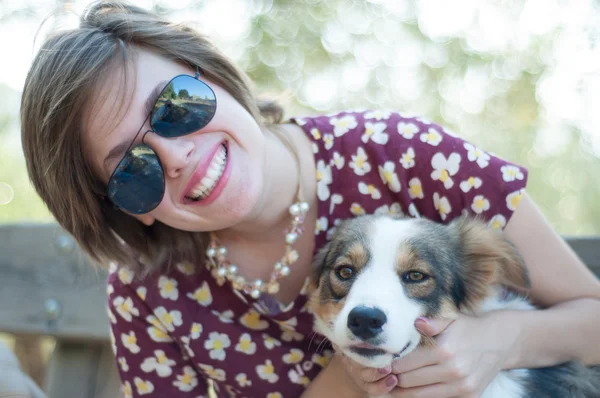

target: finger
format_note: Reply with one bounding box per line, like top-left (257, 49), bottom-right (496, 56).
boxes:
top-left (361, 374), bottom-right (398, 397)
top-left (389, 382), bottom-right (464, 398)
top-left (391, 346), bottom-right (441, 374)
top-left (414, 317), bottom-right (454, 337)
top-left (396, 363), bottom-right (459, 388)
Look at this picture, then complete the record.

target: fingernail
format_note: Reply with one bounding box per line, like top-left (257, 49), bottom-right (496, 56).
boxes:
top-left (378, 366), bottom-right (391, 375)
top-left (385, 375), bottom-right (397, 388)
top-left (416, 316), bottom-right (430, 325)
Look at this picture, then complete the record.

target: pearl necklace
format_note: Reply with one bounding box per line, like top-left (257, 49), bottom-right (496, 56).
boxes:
top-left (205, 200), bottom-right (310, 299)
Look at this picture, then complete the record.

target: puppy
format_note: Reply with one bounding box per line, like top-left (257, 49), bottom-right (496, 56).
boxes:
top-left (309, 214), bottom-right (600, 398)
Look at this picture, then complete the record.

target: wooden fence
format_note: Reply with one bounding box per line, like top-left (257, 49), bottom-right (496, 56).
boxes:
top-left (1, 223), bottom-right (599, 398)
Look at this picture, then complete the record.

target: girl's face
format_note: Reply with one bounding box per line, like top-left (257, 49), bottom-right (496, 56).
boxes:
top-left (83, 47), bottom-right (267, 231)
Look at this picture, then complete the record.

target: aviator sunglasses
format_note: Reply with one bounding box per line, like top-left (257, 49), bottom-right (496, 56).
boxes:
top-left (107, 70), bottom-right (217, 214)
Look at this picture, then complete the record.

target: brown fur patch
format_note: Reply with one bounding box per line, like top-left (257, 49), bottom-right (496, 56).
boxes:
top-left (395, 247), bottom-right (438, 298)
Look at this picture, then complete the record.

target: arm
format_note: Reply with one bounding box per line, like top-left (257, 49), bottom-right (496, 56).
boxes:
top-left (500, 192), bottom-right (600, 368)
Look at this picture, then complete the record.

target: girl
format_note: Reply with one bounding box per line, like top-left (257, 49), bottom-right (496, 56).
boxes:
top-left (20, 1), bottom-right (600, 397)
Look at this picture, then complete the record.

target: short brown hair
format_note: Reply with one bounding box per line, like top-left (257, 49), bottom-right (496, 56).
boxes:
top-left (21, 0), bottom-right (283, 273)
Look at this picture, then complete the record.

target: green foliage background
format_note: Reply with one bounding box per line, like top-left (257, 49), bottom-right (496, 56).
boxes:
top-left (1, 0), bottom-right (599, 235)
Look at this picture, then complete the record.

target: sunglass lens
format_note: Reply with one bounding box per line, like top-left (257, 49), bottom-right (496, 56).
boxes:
top-left (107, 145), bottom-right (165, 214)
top-left (151, 75), bottom-right (217, 138)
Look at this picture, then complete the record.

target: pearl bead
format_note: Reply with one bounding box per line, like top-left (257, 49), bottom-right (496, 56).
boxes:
top-left (280, 266), bottom-right (291, 276)
top-left (250, 289), bottom-right (261, 299)
top-left (227, 265), bottom-right (238, 275)
top-left (274, 262), bottom-right (283, 270)
top-left (218, 247), bottom-right (227, 256)
top-left (300, 202), bottom-right (309, 212)
top-left (217, 267), bottom-right (227, 277)
top-left (285, 232), bottom-right (298, 244)
top-left (267, 282), bottom-right (280, 294)
top-left (206, 248), bottom-right (216, 258)
top-left (253, 279), bottom-right (263, 288)
top-left (289, 203), bottom-right (300, 216)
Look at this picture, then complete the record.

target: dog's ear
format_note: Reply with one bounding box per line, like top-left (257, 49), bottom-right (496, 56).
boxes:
top-left (310, 242), bottom-right (331, 291)
top-left (450, 215), bottom-right (531, 306)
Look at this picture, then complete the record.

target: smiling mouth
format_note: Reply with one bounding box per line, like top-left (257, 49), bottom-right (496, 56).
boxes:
top-left (349, 341), bottom-right (412, 358)
top-left (186, 143), bottom-right (227, 201)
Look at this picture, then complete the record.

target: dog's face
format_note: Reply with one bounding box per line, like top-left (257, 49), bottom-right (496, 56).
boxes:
top-left (309, 214), bottom-right (530, 368)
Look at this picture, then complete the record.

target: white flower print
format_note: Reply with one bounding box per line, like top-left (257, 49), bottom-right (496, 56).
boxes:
top-left (431, 152), bottom-right (461, 189)
top-left (378, 161), bottom-right (401, 192)
top-left (361, 121), bottom-right (389, 145)
top-left (471, 195), bottom-right (490, 214)
top-left (323, 133), bottom-right (334, 150)
top-left (211, 309), bottom-right (234, 323)
top-left (312, 352), bottom-right (333, 368)
top-left (136, 287), bottom-right (147, 301)
top-left (108, 262), bottom-right (118, 275)
top-left (281, 329), bottom-right (304, 342)
top-left (190, 322), bottom-right (203, 339)
top-left (501, 165), bottom-right (524, 182)
top-left (408, 177), bottom-right (425, 199)
top-left (118, 268), bottom-right (134, 285)
top-left (134, 378), bottom-right (154, 395)
top-left (316, 160), bottom-right (333, 201)
top-left (312, 143), bottom-right (319, 154)
top-left (433, 192), bottom-right (452, 220)
top-left (180, 336), bottom-right (194, 359)
top-left (113, 296), bottom-right (140, 322)
top-left (420, 127), bottom-right (443, 146)
top-left (262, 333), bottom-right (282, 350)
top-left (121, 331), bottom-right (140, 354)
top-left (109, 330), bottom-right (117, 355)
top-left (153, 307), bottom-right (183, 332)
top-left (240, 309), bottom-right (269, 330)
top-left (288, 369), bottom-right (310, 386)
top-left (146, 315), bottom-right (173, 343)
top-left (158, 276), bottom-right (178, 301)
top-left (326, 218), bottom-right (343, 241)
top-left (310, 127), bottom-right (321, 140)
top-left (464, 143), bottom-right (490, 168)
top-left (198, 364), bottom-right (226, 382)
top-left (400, 147), bottom-right (416, 169)
top-left (408, 202), bottom-right (420, 218)
top-left (294, 118), bottom-right (307, 126)
top-left (173, 366), bottom-right (198, 392)
top-left (331, 152), bottom-right (344, 169)
top-left (236, 373), bottom-right (252, 387)
top-left (350, 203), bottom-right (366, 216)
top-left (141, 350), bottom-right (176, 377)
top-left (107, 283), bottom-right (114, 296)
top-left (397, 122), bottom-right (419, 139)
top-left (365, 110), bottom-right (391, 120)
top-left (204, 332), bottom-right (231, 361)
top-left (283, 349), bottom-right (304, 364)
top-left (176, 261), bottom-right (196, 275)
top-left (460, 176), bottom-right (483, 193)
top-left (506, 188), bottom-right (525, 211)
top-left (315, 217), bottom-right (329, 235)
top-left (257, 360), bottom-right (279, 383)
top-left (329, 193), bottom-right (343, 215)
top-left (122, 381), bottom-right (132, 398)
top-left (107, 308), bottom-right (117, 324)
top-left (329, 115), bottom-right (358, 137)
top-left (187, 281), bottom-right (213, 306)
top-left (118, 357), bottom-right (129, 372)
top-left (349, 147), bottom-right (371, 176)
top-left (358, 182), bottom-right (382, 200)
top-left (375, 203), bottom-right (403, 216)
top-left (235, 333), bottom-right (257, 355)
top-left (489, 214), bottom-right (507, 229)
top-left (267, 393), bottom-right (283, 398)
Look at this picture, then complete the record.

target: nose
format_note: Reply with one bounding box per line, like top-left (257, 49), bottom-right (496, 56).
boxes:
top-left (144, 133), bottom-right (194, 179)
top-left (347, 306), bottom-right (387, 340)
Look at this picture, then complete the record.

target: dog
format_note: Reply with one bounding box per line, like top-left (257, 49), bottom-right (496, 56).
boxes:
top-left (309, 214), bottom-right (600, 398)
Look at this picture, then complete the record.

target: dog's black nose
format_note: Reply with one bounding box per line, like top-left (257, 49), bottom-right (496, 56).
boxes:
top-left (347, 306), bottom-right (387, 340)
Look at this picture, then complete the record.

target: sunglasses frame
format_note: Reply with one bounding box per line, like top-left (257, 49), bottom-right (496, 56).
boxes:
top-left (106, 70), bottom-right (217, 214)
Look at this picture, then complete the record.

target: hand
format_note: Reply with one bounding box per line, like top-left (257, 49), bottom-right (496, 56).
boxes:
top-left (390, 313), bottom-right (517, 398)
top-left (333, 343), bottom-right (399, 397)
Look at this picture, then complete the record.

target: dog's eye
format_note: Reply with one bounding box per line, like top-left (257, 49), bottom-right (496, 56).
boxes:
top-left (335, 265), bottom-right (355, 280)
top-left (404, 271), bottom-right (428, 283)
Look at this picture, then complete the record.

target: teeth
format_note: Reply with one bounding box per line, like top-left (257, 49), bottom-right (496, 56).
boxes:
top-left (188, 144), bottom-right (227, 200)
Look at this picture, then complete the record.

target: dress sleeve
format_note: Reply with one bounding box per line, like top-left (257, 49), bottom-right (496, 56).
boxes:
top-left (381, 113), bottom-right (528, 228)
top-left (107, 269), bottom-right (209, 398)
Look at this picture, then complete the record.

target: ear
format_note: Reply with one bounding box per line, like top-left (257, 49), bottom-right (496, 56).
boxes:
top-left (310, 241), bottom-right (331, 292)
top-left (451, 215), bottom-right (531, 306)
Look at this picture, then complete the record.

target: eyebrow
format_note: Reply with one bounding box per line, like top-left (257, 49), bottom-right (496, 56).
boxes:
top-left (102, 80), bottom-right (170, 172)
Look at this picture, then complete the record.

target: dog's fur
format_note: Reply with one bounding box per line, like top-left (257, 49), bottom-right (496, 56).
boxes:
top-left (309, 214), bottom-right (600, 398)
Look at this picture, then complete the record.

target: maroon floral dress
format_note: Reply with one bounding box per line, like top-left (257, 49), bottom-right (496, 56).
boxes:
top-left (107, 110), bottom-right (528, 397)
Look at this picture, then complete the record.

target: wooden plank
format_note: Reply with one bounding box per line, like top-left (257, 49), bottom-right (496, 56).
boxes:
top-left (0, 224), bottom-right (598, 341)
top-left (0, 224), bottom-right (109, 340)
